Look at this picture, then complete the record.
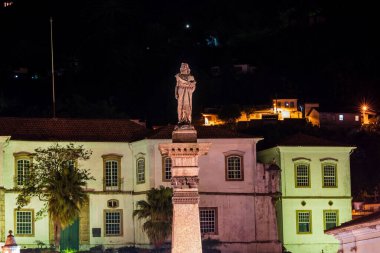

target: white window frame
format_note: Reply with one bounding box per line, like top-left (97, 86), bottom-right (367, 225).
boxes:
top-left (15, 209), bottom-right (34, 236)
top-left (136, 157), bottom-right (145, 184)
top-left (162, 157), bottom-right (172, 181)
top-left (104, 209), bottom-right (123, 236)
top-left (200, 208), bottom-right (218, 235)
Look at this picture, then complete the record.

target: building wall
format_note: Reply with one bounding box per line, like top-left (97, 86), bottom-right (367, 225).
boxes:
top-left (0, 137), bottom-right (281, 253)
top-left (330, 225), bottom-right (380, 253)
top-left (0, 140), bottom-right (149, 249)
top-left (258, 146), bottom-right (354, 253)
top-left (319, 112), bottom-right (360, 128)
top-left (307, 109), bottom-right (320, 126)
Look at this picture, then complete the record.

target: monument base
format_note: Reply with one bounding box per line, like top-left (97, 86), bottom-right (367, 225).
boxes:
top-left (171, 203), bottom-right (202, 253)
top-left (172, 126), bottom-right (197, 143)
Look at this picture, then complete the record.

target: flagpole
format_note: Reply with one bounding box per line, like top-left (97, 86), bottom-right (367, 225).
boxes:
top-left (50, 16), bottom-right (56, 118)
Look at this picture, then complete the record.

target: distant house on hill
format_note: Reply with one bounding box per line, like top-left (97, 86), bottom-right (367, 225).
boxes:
top-left (306, 107), bottom-right (361, 128)
top-left (202, 98), bottom-right (303, 126)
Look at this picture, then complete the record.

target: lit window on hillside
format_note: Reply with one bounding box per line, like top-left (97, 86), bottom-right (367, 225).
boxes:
top-left (355, 115), bottom-right (359, 121)
top-left (339, 115), bottom-right (343, 121)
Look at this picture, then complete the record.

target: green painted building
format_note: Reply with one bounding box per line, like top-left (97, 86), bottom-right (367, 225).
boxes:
top-left (257, 133), bottom-right (355, 253)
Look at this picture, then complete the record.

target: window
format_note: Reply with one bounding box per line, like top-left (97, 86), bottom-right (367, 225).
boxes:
top-left (295, 164), bottom-right (310, 187)
top-left (355, 115), bottom-right (359, 121)
top-left (107, 199), bottom-right (119, 208)
top-left (15, 209), bottom-right (34, 236)
top-left (296, 210), bottom-right (312, 234)
top-left (224, 151), bottom-right (245, 181)
top-left (200, 208), bottom-right (217, 234)
top-left (136, 158), bottom-right (145, 184)
top-left (102, 154), bottom-right (122, 191)
top-left (339, 114), bottom-right (344, 121)
top-left (162, 157), bottom-right (172, 181)
top-left (290, 102), bottom-right (295, 108)
top-left (14, 152), bottom-right (32, 186)
top-left (324, 210), bottom-right (338, 230)
top-left (322, 164), bottom-right (337, 187)
top-left (104, 210), bottom-right (122, 236)
top-left (226, 155), bottom-right (244, 180)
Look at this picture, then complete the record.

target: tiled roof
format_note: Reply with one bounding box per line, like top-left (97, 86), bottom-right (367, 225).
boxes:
top-left (0, 117), bottom-right (150, 142)
top-left (257, 132), bottom-right (350, 151)
top-left (277, 133), bottom-right (348, 147)
top-left (325, 210), bottom-right (380, 234)
top-left (147, 125), bottom-right (255, 139)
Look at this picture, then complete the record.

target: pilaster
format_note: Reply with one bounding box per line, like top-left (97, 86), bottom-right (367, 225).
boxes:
top-left (159, 129), bottom-right (210, 253)
top-left (0, 187), bottom-right (5, 242)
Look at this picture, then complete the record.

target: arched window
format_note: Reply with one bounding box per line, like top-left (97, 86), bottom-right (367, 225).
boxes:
top-left (322, 163), bottom-right (337, 187)
top-left (225, 155), bottom-right (243, 180)
top-left (14, 152), bottom-right (32, 186)
top-left (102, 154), bottom-right (123, 191)
top-left (136, 158), bottom-right (145, 184)
top-left (295, 163), bottom-right (310, 187)
top-left (107, 199), bottom-right (119, 208)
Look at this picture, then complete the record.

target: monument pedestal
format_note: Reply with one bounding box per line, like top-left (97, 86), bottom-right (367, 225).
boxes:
top-left (159, 129), bottom-right (210, 253)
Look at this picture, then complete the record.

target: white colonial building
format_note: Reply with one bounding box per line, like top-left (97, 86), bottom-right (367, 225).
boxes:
top-left (0, 117), bottom-right (281, 253)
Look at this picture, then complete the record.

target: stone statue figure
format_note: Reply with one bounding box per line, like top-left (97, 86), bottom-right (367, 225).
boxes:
top-left (175, 63), bottom-right (196, 125)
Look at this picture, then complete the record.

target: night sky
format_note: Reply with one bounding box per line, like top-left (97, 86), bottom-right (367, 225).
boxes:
top-left (1, 0), bottom-right (380, 125)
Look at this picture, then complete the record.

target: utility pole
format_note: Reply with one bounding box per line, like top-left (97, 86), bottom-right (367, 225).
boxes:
top-left (50, 17), bottom-right (56, 118)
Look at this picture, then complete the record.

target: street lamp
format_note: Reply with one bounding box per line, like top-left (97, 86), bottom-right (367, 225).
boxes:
top-left (362, 105), bottom-right (368, 125)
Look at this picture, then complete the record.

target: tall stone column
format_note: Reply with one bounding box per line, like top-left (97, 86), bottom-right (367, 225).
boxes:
top-left (159, 129), bottom-right (210, 253)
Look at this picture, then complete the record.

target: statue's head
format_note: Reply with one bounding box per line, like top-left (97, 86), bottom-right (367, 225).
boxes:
top-left (180, 63), bottom-right (190, 74)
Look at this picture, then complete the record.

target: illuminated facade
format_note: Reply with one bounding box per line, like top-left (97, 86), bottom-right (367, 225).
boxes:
top-left (258, 133), bottom-right (355, 253)
top-left (202, 99), bottom-right (303, 126)
top-left (0, 118), bottom-right (281, 253)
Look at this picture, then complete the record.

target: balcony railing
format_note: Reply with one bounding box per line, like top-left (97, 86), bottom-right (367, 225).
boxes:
top-left (102, 177), bottom-right (124, 191)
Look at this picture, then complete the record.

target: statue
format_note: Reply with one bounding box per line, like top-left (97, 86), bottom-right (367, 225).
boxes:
top-left (175, 63), bottom-right (196, 126)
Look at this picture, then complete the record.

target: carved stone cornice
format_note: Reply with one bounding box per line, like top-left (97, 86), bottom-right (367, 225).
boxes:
top-left (172, 191), bottom-right (200, 204)
top-left (159, 143), bottom-right (211, 157)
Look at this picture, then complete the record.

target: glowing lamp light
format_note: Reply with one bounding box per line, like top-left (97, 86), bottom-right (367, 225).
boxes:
top-left (362, 105), bottom-right (367, 111)
top-left (185, 23), bottom-right (191, 29)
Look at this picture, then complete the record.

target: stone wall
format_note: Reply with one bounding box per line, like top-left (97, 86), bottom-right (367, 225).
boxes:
top-left (79, 199), bottom-right (90, 247)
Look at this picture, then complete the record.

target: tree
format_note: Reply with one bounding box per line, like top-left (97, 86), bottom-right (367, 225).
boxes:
top-left (133, 186), bottom-right (173, 249)
top-left (16, 143), bottom-right (94, 250)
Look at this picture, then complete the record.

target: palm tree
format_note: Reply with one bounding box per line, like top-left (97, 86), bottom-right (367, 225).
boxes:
top-left (16, 144), bottom-right (93, 251)
top-left (133, 186), bottom-right (173, 249)
top-left (48, 162), bottom-right (90, 249)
